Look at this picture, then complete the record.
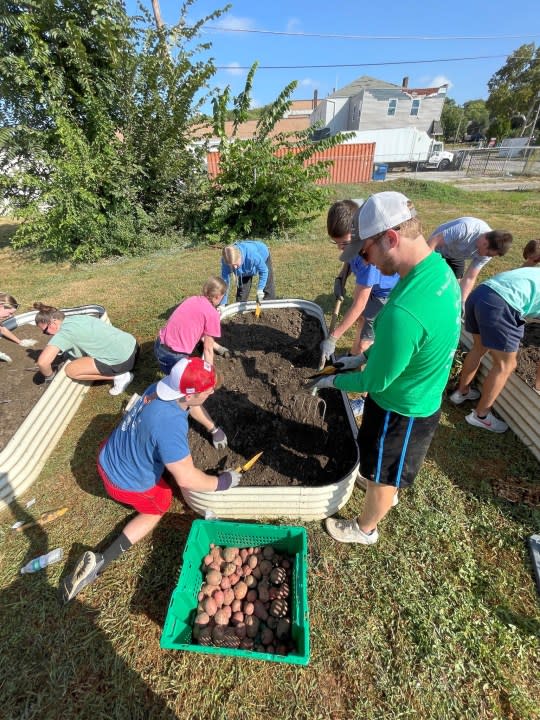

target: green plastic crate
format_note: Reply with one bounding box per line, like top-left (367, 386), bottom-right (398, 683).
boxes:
top-left (160, 519), bottom-right (310, 665)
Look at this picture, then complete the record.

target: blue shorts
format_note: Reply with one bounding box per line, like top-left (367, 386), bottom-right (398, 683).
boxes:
top-left (464, 284), bottom-right (524, 352)
top-left (361, 293), bottom-right (389, 341)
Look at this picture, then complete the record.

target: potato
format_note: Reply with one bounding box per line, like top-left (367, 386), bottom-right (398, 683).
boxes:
top-left (222, 588), bottom-right (235, 606)
top-left (220, 575), bottom-right (231, 590)
top-left (202, 553), bottom-right (213, 567)
top-left (222, 562), bottom-right (237, 577)
top-left (198, 627), bottom-right (213, 645)
top-left (251, 566), bottom-right (262, 580)
top-left (194, 611), bottom-right (210, 628)
top-left (234, 555), bottom-right (243, 567)
top-left (245, 615), bottom-right (260, 638)
top-left (228, 572), bottom-right (241, 586)
top-left (246, 589), bottom-right (257, 602)
top-left (240, 638), bottom-right (254, 650)
top-left (262, 545), bottom-right (275, 560)
top-left (222, 628), bottom-right (240, 648)
top-left (233, 580), bottom-right (248, 599)
top-left (203, 597), bottom-right (217, 616)
top-left (270, 567), bottom-right (286, 585)
top-left (222, 546), bottom-right (239, 563)
top-left (269, 599), bottom-right (288, 618)
top-left (247, 555), bottom-right (258, 569)
top-left (212, 589), bottom-right (224, 608)
top-left (260, 627), bottom-right (274, 645)
top-left (212, 625), bottom-right (226, 644)
top-left (231, 611), bottom-right (244, 625)
top-left (253, 600), bottom-right (269, 620)
top-left (266, 644), bottom-right (276, 654)
top-left (214, 608), bottom-right (229, 626)
top-left (241, 564), bottom-right (252, 577)
top-left (276, 618), bottom-right (291, 640)
top-left (257, 581), bottom-right (270, 603)
top-left (231, 599), bottom-right (242, 613)
top-left (269, 582), bottom-right (289, 601)
top-left (243, 601), bottom-right (255, 616)
top-left (259, 559), bottom-right (273, 576)
top-left (245, 575), bottom-right (257, 589)
top-left (235, 623), bottom-right (247, 639)
top-left (206, 569), bottom-right (222, 586)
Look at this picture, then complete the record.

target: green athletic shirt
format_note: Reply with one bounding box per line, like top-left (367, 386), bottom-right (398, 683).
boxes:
top-left (334, 251), bottom-right (461, 417)
top-left (48, 315), bottom-right (136, 366)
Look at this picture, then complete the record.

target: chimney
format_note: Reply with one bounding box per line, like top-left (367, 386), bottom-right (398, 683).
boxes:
top-left (313, 89), bottom-right (318, 109)
top-left (402, 76), bottom-right (409, 89)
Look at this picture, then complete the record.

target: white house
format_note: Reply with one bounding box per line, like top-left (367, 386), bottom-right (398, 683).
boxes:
top-left (310, 76), bottom-right (447, 137)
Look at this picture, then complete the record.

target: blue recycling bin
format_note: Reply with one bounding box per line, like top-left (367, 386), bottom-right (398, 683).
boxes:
top-left (372, 163), bottom-right (388, 181)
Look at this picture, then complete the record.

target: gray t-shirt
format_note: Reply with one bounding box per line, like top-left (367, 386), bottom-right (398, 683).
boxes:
top-left (431, 217), bottom-right (492, 270)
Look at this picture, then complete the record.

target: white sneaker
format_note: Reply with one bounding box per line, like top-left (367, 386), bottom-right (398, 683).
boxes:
top-left (325, 517), bottom-right (379, 545)
top-left (449, 387), bottom-right (481, 405)
top-left (465, 410), bottom-right (508, 433)
top-left (350, 397), bottom-right (365, 418)
top-left (109, 371), bottom-right (134, 396)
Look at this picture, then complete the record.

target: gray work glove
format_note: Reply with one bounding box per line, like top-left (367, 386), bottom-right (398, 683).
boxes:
top-left (305, 375), bottom-right (336, 391)
top-left (320, 336), bottom-right (337, 364)
top-left (333, 276), bottom-right (345, 301)
top-left (333, 354), bottom-right (366, 371)
top-left (211, 426), bottom-right (228, 450)
top-left (19, 338), bottom-right (37, 348)
top-left (216, 469), bottom-right (242, 490)
top-left (256, 290), bottom-right (265, 303)
top-left (0, 350), bottom-right (12, 362)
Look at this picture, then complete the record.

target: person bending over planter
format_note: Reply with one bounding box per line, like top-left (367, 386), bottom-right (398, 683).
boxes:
top-left (0, 292), bottom-right (38, 362)
top-left (309, 192), bottom-right (461, 546)
top-left (427, 217), bottom-right (513, 303)
top-left (154, 276), bottom-right (226, 374)
top-left (34, 302), bottom-right (137, 396)
top-left (449, 265), bottom-right (540, 431)
top-left (61, 357), bottom-right (240, 603)
top-left (220, 240), bottom-right (276, 306)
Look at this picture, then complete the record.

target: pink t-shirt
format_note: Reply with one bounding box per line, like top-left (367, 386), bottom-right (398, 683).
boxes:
top-left (159, 296), bottom-right (221, 352)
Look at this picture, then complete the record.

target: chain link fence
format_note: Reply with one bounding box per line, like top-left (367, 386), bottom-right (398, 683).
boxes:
top-left (452, 146), bottom-right (540, 177)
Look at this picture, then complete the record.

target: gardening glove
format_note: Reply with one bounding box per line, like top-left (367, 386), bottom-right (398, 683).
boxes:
top-left (0, 350), bottom-right (12, 362)
top-left (216, 468), bottom-right (242, 491)
top-left (333, 276), bottom-right (345, 301)
top-left (320, 335), bottom-right (337, 363)
top-left (305, 374), bottom-right (336, 391)
top-left (332, 353), bottom-right (366, 372)
top-left (256, 290), bottom-right (265, 303)
top-left (19, 338), bottom-right (37, 348)
top-left (211, 426), bottom-right (228, 450)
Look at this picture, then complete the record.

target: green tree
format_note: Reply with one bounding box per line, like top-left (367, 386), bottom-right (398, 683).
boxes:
top-left (188, 63), bottom-right (348, 242)
top-left (440, 98), bottom-right (464, 141)
top-left (463, 99), bottom-right (489, 137)
top-left (0, 0), bottom-right (226, 261)
top-left (486, 43), bottom-right (540, 136)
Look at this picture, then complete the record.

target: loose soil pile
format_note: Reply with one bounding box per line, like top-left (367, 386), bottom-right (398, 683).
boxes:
top-left (519, 322), bottom-right (540, 389)
top-left (189, 308), bottom-right (358, 487)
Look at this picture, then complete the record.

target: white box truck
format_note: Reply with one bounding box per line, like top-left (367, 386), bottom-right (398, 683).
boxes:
top-left (339, 127), bottom-right (454, 171)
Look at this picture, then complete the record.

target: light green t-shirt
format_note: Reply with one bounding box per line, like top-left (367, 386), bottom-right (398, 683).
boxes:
top-left (483, 268), bottom-right (540, 319)
top-left (49, 315), bottom-right (136, 366)
top-left (335, 252), bottom-right (461, 417)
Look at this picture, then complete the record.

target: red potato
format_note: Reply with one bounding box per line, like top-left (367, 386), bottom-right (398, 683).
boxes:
top-left (231, 611), bottom-right (244, 626)
top-left (231, 599), bottom-right (242, 613)
top-left (239, 548), bottom-right (248, 562)
top-left (246, 589), bottom-right (257, 602)
top-left (222, 546), bottom-right (239, 563)
top-left (240, 638), bottom-right (254, 650)
top-left (208, 561), bottom-right (221, 572)
top-left (243, 601), bottom-right (255, 616)
top-left (260, 627), bottom-right (274, 645)
top-left (245, 575), bottom-right (257, 589)
top-left (245, 615), bottom-right (260, 638)
top-left (222, 562), bottom-right (237, 577)
top-left (270, 567), bottom-right (287, 585)
top-left (234, 555), bottom-right (243, 567)
top-left (259, 559), bottom-right (273, 576)
top-left (269, 599), bottom-right (288, 618)
top-left (206, 569), bottom-right (222, 586)
top-left (222, 588), bottom-right (235, 606)
top-left (241, 564), bottom-right (252, 577)
top-left (233, 581), bottom-right (248, 600)
top-left (214, 608), bottom-right (229, 626)
top-left (228, 572), bottom-right (241, 586)
top-left (212, 589), bottom-right (224, 607)
top-left (220, 576), bottom-right (231, 590)
top-left (247, 555), bottom-right (258, 569)
top-left (251, 566), bottom-right (262, 580)
top-left (199, 627), bottom-right (213, 645)
top-left (253, 600), bottom-right (268, 621)
top-left (203, 597), bottom-right (217, 616)
top-left (235, 623), bottom-right (247, 639)
top-left (203, 553), bottom-right (213, 566)
top-left (194, 611), bottom-right (210, 627)
top-left (262, 545), bottom-right (275, 560)
top-left (276, 618), bottom-right (291, 640)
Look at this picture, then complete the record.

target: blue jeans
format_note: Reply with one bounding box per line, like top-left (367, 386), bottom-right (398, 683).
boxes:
top-left (154, 337), bottom-right (189, 375)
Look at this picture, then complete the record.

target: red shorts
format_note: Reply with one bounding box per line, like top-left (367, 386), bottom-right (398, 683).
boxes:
top-left (96, 458), bottom-right (172, 515)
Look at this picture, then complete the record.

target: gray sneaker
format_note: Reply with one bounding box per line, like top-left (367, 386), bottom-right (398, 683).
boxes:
top-left (449, 387), bottom-right (481, 405)
top-left (325, 517), bottom-right (379, 545)
top-left (61, 551), bottom-right (104, 604)
top-left (465, 410), bottom-right (508, 433)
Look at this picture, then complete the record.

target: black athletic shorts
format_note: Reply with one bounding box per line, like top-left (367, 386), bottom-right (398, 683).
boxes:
top-left (94, 343), bottom-right (139, 376)
top-left (357, 395), bottom-right (441, 488)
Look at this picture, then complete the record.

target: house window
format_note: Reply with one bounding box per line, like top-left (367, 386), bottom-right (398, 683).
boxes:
top-left (410, 99), bottom-right (420, 116)
top-left (387, 99), bottom-right (397, 116)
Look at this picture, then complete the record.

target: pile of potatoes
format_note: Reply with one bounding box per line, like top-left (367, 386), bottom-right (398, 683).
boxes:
top-left (192, 543), bottom-right (295, 655)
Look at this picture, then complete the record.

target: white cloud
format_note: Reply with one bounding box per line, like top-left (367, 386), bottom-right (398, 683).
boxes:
top-left (423, 74), bottom-right (453, 90)
top-left (286, 18), bottom-right (301, 33)
top-left (250, 98), bottom-right (261, 109)
top-left (213, 15), bottom-right (256, 31)
top-left (224, 62), bottom-right (245, 77)
top-left (300, 78), bottom-right (318, 89)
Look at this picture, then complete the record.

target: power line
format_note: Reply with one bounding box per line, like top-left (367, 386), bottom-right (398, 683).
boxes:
top-left (205, 25), bottom-right (540, 42)
top-left (215, 53), bottom-right (538, 71)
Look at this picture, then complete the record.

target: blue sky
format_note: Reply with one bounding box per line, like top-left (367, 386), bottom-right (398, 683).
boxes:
top-left (126, 0), bottom-right (540, 109)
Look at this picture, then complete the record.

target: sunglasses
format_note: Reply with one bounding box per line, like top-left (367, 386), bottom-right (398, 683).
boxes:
top-left (2, 303), bottom-right (19, 310)
top-left (359, 231), bottom-right (387, 261)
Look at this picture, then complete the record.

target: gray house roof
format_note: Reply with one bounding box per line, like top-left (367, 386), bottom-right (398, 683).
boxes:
top-left (329, 76), bottom-right (400, 98)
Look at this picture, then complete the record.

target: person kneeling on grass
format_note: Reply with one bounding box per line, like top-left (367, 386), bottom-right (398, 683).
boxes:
top-left (34, 302), bottom-right (137, 396)
top-left (449, 264), bottom-right (540, 430)
top-left (61, 357), bottom-right (241, 604)
top-left (0, 292), bottom-right (38, 362)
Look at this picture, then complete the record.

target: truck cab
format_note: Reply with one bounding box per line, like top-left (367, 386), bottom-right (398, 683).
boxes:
top-left (425, 141), bottom-right (454, 170)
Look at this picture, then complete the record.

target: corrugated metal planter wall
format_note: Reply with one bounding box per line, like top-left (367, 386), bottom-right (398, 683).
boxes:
top-left (460, 329), bottom-right (540, 462)
top-left (206, 143), bottom-right (375, 185)
top-left (0, 305), bottom-right (109, 511)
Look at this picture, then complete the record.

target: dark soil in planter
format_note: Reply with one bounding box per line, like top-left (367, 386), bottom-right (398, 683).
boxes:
top-left (517, 322), bottom-right (540, 389)
top-left (188, 308), bottom-right (359, 487)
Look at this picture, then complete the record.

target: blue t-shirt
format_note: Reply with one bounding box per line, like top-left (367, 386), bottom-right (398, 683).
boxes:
top-left (99, 384), bottom-right (190, 491)
top-left (220, 240), bottom-right (270, 304)
top-left (350, 256), bottom-right (399, 298)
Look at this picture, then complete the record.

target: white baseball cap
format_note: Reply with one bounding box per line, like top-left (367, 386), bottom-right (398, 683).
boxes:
top-left (358, 191), bottom-right (416, 241)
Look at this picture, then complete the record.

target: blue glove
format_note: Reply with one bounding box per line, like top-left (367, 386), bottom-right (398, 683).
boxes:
top-left (305, 374), bottom-right (336, 391)
top-left (216, 469), bottom-right (242, 490)
top-left (256, 290), bottom-right (265, 303)
top-left (211, 426), bottom-right (228, 449)
top-left (320, 336), bottom-right (337, 363)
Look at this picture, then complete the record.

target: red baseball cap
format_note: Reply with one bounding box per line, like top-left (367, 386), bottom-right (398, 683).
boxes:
top-left (156, 357), bottom-right (216, 400)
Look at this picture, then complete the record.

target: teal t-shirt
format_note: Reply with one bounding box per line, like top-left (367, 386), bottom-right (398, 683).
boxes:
top-left (483, 268), bottom-right (540, 319)
top-left (49, 315), bottom-right (136, 365)
top-left (335, 251), bottom-right (461, 417)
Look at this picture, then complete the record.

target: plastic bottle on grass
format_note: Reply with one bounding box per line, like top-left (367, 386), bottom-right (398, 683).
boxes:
top-left (20, 548), bottom-right (64, 574)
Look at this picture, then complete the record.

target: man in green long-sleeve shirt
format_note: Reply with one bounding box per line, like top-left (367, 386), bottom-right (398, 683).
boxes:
top-left (311, 191), bottom-right (461, 545)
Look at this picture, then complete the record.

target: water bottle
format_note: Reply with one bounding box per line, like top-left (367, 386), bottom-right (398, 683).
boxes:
top-left (20, 547), bottom-right (64, 574)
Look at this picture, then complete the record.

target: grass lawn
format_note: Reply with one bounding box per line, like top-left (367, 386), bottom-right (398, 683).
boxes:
top-left (0, 179), bottom-right (539, 720)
